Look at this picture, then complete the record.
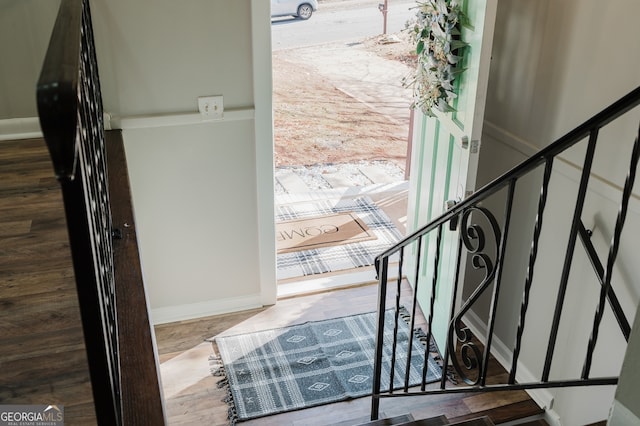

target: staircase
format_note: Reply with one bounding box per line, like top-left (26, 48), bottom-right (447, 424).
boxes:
top-left (343, 413), bottom-right (539, 426)
top-left (370, 87), bottom-right (640, 424)
top-left (355, 414), bottom-right (492, 426)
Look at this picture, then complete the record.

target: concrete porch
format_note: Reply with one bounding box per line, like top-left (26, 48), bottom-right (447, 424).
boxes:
top-left (274, 160), bottom-right (409, 298)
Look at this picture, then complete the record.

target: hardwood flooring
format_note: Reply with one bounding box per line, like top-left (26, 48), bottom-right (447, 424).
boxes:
top-left (0, 138), bottom-right (96, 424)
top-left (155, 284), bottom-right (544, 425)
top-left (2, 137), bottom-right (542, 425)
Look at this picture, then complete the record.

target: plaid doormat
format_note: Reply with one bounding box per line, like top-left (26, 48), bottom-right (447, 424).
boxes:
top-left (276, 196), bottom-right (403, 279)
top-left (211, 309), bottom-right (442, 423)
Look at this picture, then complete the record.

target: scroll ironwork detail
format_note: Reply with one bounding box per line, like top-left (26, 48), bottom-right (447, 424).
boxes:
top-left (447, 207), bottom-right (501, 385)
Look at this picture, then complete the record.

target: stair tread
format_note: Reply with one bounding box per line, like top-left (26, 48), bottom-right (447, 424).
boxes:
top-left (347, 414), bottom-right (450, 426)
top-left (448, 416), bottom-right (495, 426)
top-left (394, 414), bottom-right (493, 426)
top-left (334, 413), bottom-right (415, 426)
top-left (396, 415), bottom-right (449, 426)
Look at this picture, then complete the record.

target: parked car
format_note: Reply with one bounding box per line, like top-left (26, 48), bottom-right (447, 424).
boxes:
top-left (271, 0), bottom-right (318, 20)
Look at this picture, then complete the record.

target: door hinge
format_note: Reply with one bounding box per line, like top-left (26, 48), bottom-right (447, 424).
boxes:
top-left (470, 139), bottom-right (481, 154)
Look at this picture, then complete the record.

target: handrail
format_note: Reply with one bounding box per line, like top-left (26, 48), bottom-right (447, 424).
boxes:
top-left (371, 86), bottom-right (640, 420)
top-left (37, 0), bottom-right (165, 424)
top-left (376, 86), bottom-right (640, 261)
top-left (37, 0), bottom-right (82, 181)
top-left (107, 131), bottom-right (167, 425)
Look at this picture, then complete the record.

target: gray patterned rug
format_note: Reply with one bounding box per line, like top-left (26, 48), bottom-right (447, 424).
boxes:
top-left (276, 196), bottom-right (403, 279)
top-left (211, 309), bottom-right (441, 423)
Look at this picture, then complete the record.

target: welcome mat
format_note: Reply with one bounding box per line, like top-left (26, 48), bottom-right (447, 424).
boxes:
top-left (277, 211), bottom-right (377, 253)
top-left (211, 309), bottom-right (441, 423)
top-left (276, 196), bottom-right (403, 279)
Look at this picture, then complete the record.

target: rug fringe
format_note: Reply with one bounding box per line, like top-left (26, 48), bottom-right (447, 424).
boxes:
top-left (210, 354), bottom-right (238, 425)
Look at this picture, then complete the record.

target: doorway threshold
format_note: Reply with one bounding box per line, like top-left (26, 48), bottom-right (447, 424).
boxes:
top-left (277, 266), bottom-right (401, 299)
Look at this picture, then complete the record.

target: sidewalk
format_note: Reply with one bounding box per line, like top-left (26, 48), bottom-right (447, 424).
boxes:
top-left (281, 39), bottom-right (413, 137)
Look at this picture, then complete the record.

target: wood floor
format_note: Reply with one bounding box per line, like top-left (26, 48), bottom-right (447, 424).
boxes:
top-left (0, 138), bottom-right (96, 424)
top-left (155, 283), bottom-right (544, 425)
top-left (2, 137), bottom-right (542, 425)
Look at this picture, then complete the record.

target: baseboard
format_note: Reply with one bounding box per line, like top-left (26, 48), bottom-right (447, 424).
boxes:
top-left (483, 120), bottom-right (640, 213)
top-left (1, 113), bottom-right (113, 141)
top-left (277, 266), bottom-right (402, 299)
top-left (278, 269), bottom-right (378, 299)
top-left (151, 293), bottom-right (263, 325)
top-left (552, 156), bottom-right (640, 214)
top-left (0, 117), bottom-right (42, 141)
top-left (609, 400), bottom-right (640, 426)
top-left (483, 120), bottom-right (539, 158)
top-left (463, 310), bottom-right (556, 412)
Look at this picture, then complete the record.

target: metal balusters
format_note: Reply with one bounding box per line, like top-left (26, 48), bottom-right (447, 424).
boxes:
top-left (582, 124), bottom-right (640, 379)
top-left (37, 0), bottom-right (122, 423)
top-left (395, 246), bottom-right (405, 310)
top-left (510, 159), bottom-right (554, 384)
top-left (371, 255), bottom-right (389, 421)
top-left (447, 207), bottom-right (501, 385)
top-left (421, 225), bottom-right (443, 390)
top-left (370, 87), bottom-right (640, 419)
top-left (480, 182), bottom-right (514, 386)
top-left (440, 238), bottom-right (465, 389)
top-left (388, 247), bottom-right (405, 395)
top-left (82, 0), bottom-right (120, 405)
top-left (543, 129), bottom-right (599, 382)
top-left (577, 223), bottom-right (631, 341)
top-left (404, 236), bottom-right (424, 391)
top-left (80, 2), bottom-right (120, 392)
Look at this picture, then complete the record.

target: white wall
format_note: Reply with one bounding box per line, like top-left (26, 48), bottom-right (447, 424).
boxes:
top-left (468, 0), bottom-right (640, 424)
top-left (91, 0), bottom-right (254, 117)
top-left (122, 121), bottom-right (264, 320)
top-left (0, 1), bottom-right (60, 120)
top-left (90, 0), bottom-right (276, 323)
top-left (610, 300), bottom-right (640, 424)
top-left (0, 0), bottom-right (61, 140)
top-left (0, 0), bottom-right (276, 322)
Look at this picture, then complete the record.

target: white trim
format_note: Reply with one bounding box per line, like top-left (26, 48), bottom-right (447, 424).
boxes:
top-left (109, 107), bottom-right (255, 130)
top-left (543, 410), bottom-right (562, 426)
top-left (278, 270), bottom-right (378, 299)
top-left (1, 112), bottom-right (114, 140)
top-left (151, 294), bottom-right (263, 325)
top-left (252, 0), bottom-right (278, 307)
top-left (463, 310), bottom-right (556, 413)
top-left (483, 120), bottom-right (539, 158)
top-left (609, 400), bottom-right (640, 425)
top-left (553, 156), bottom-right (640, 214)
top-left (277, 266), bottom-right (400, 299)
top-left (0, 117), bottom-right (42, 141)
top-left (483, 120), bottom-right (640, 213)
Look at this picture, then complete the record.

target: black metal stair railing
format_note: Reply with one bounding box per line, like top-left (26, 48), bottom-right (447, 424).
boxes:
top-left (37, 0), bottom-right (121, 423)
top-left (371, 86), bottom-right (640, 420)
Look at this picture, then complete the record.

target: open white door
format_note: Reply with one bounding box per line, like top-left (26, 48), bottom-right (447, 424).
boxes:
top-left (406, 0), bottom-right (498, 352)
